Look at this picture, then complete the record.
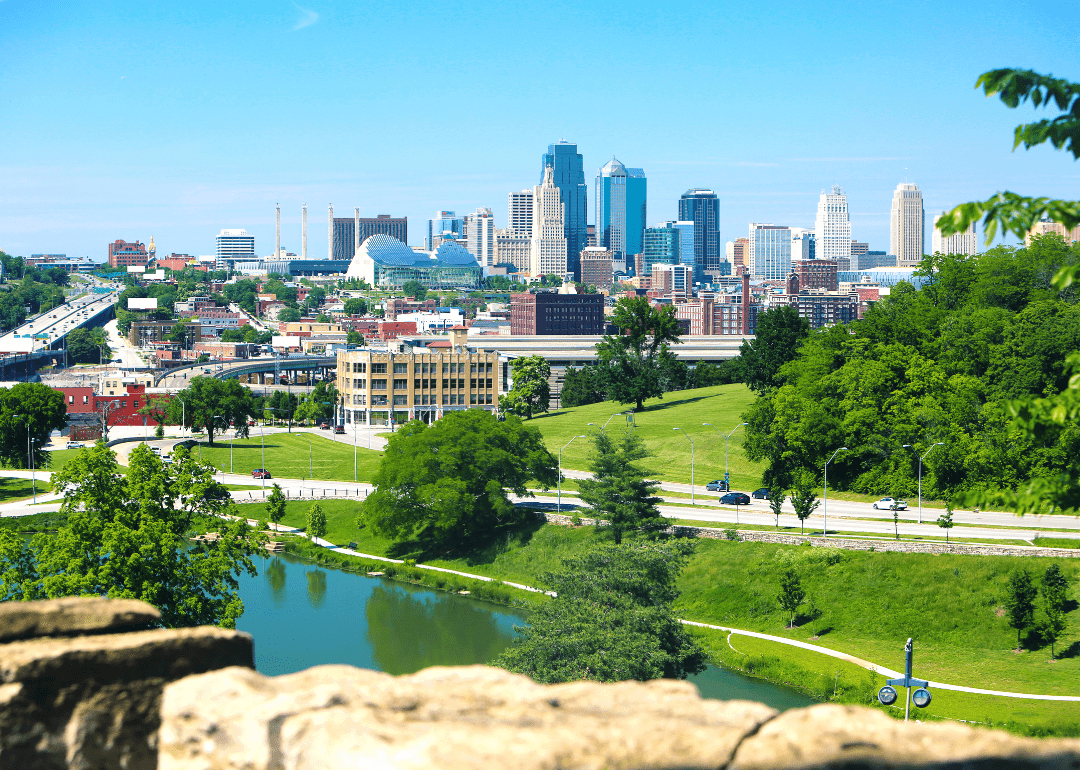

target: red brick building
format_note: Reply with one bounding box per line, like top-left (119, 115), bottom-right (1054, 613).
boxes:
top-left (510, 291), bottom-right (605, 335)
top-left (108, 240), bottom-right (149, 269)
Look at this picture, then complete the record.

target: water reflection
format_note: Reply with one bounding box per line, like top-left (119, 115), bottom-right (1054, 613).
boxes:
top-left (266, 558), bottom-right (286, 604)
top-left (365, 582), bottom-right (518, 675)
top-left (306, 569), bottom-right (327, 608)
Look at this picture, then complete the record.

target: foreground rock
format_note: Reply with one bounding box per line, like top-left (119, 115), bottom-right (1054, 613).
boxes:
top-left (160, 665), bottom-right (1080, 770)
top-left (0, 597), bottom-right (252, 770)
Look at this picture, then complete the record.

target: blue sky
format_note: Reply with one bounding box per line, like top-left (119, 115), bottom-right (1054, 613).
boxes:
top-left (1, 0), bottom-right (1077, 260)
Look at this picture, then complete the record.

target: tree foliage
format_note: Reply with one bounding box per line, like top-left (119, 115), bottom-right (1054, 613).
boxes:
top-left (495, 541), bottom-right (706, 683)
top-left (790, 470), bottom-right (819, 534)
top-left (343, 298), bottom-right (368, 316)
top-left (1004, 569), bottom-right (1038, 650)
top-left (169, 377), bottom-right (259, 445)
top-left (307, 503), bottom-right (327, 541)
top-left (777, 569), bottom-right (805, 628)
top-left (362, 410), bottom-right (557, 544)
top-left (0, 384), bottom-right (67, 470)
top-left (402, 280), bottom-right (428, 301)
top-left (67, 327), bottom-right (111, 364)
top-left (1039, 563), bottom-right (1069, 658)
top-left (595, 296), bottom-right (682, 410)
top-left (501, 355), bottom-right (550, 419)
top-left (576, 429), bottom-right (665, 544)
top-left (266, 483), bottom-right (286, 524)
top-left (560, 365), bottom-right (607, 408)
top-left (0, 443), bottom-right (260, 627)
top-left (739, 305), bottom-right (810, 394)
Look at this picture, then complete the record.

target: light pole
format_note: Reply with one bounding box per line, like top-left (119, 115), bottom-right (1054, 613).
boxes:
top-left (175, 393), bottom-right (186, 437)
top-left (559, 435), bottom-right (586, 512)
top-left (214, 415), bottom-right (232, 475)
top-left (918, 442), bottom-right (944, 524)
top-left (15, 415), bottom-right (35, 504)
top-left (599, 413), bottom-right (623, 431)
top-left (823, 446), bottom-right (848, 538)
top-left (673, 427), bottom-right (694, 505)
top-left (704, 421), bottom-right (747, 491)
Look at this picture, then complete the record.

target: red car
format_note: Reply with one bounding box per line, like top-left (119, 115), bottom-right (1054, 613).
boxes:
top-left (319, 423), bottom-right (332, 430)
top-left (334, 425), bottom-right (345, 434)
top-left (251, 469), bottom-right (272, 479)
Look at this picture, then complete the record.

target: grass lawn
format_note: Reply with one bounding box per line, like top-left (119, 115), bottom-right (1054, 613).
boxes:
top-left (0, 478), bottom-right (45, 503)
top-left (191, 433), bottom-right (383, 482)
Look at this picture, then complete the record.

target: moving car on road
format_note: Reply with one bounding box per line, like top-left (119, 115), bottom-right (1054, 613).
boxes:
top-left (873, 497), bottom-right (908, 510)
top-left (705, 480), bottom-right (729, 492)
top-left (752, 488), bottom-right (771, 500)
top-left (66, 441), bottom-right (84, 449)
top-left (251, 469), bottom-right (272, 479)
top-left (720, 492), bottom-right (751, 506)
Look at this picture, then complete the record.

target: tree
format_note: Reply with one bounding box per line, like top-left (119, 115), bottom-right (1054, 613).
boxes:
top-left (0, 384), bottom-right (67, 470)
top-left (315, 313), bottom-right (332, 324)
top-left (402, 280), bottom-right (428, 301)
top-left (577, 429), bottom-right (665, 545)
top-left (1039, 563), bottom-right (1070, 658)
top-left (343, 298), bottom-right (368, 316)
top-left (139, 395), bottom-right (171, 437)
top-left (739, 305), bottom-right (811, 394)
top-left (893, 508), bottom-right (900, 540)
top-left (220, 328), bottom-right (245, 343)
top-left (936, 507), bottom-right (955, 543)
top-left (1004, 569), bottom-right (1038, 651)
top-left (266, 483), bottom-right (286, 525)
top-left (501, 355), bottom-right (550, 419)
top-left (790, 470), bottom-right (819, 535)
top-left (595, 296), bottom-right (683, 410)
top-left (169, 377), bottom-right (259, 445)
top-left (66, 327), bottom-right (110, 364)
top-left (768, 491), bottom-right (787, 530)
top-left (560, 365), bottom-right (607, 407)
top-left (362, 410), bottom-right (558, 544)
top-left (307, 503), bottom-right (327, 541)
top-left (777, 569), bottom-right (806, 628)
top-left (347, 330), bottom-right (364, 346)
top-left (167, 321), bottom-right (188, 344)
top-left (0, 443), bottom-right (260, 627)
top-left (495, 541), bottom-right (706, 683)
top-left (277, 307), bottom-right (301, 323)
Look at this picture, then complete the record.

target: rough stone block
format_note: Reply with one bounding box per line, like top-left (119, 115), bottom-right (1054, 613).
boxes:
top-left (0, 596), bottom-right (160, 643)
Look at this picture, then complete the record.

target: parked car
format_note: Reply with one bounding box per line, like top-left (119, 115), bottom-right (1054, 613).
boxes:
top-left (705, 479), bottom-right (729, 492)
top-left (150, 445), bottom-right (162, 455)
top-left (65, 441), bottom-right (84, 449)
top-left (720, 492), bottom-right (751, 506)
top-left (752, 487), bottom-right (771, 500)
top-left (319, 423), bottom-right (332, 430)
top-left (252, 469), bottom-right (272, 479)
top-left (334, 425), bottom-right (345, 434)
top-left (873, 497), bottom-right (908, 510)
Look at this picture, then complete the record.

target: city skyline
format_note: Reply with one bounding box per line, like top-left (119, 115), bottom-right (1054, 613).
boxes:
top-left (1, 0), bottom-right (1074, 260)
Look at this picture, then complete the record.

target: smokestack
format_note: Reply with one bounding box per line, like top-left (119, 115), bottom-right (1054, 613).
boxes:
top-left (741, 266), bottom-right (751, 336)
top-left (275, 203), bottom-right (281, 258)
top-left (328, 204), bottom-right (334, 260)
top-left (354, 207), bottom-right (360, 256)
top-left (302, 204), bottom-right (308, 259)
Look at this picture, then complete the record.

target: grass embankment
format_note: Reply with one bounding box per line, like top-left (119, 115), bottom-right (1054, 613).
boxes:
top-left (0, 478), bottom-right (46, 504)
top-left (190, 433), bottom-right (383, 482)
top-left (235, 497), bottom-right (1080, 733)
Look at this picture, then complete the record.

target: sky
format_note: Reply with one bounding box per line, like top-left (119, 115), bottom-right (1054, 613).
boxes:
top-left (1, 0), bottom-right (1078, 261)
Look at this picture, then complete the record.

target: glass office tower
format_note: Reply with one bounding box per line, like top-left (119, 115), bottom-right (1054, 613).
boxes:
top-left (596, 159), bottom-right (647, 266)
top-left (678, 189), bottom-right (721, 278)
top-left (542, 141), bottom-right (588, 280)
top-left (643, 224), bottom-right (680, 274)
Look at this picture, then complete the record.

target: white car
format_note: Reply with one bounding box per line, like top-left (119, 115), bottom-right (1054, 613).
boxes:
top-left (873, 497), bottom-right (908, 510)
top-left (66, 441), bottom-right (84, 449)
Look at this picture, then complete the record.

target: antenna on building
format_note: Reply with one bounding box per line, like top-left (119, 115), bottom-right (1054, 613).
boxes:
top-left (302, 204), bottom-right (308, 259)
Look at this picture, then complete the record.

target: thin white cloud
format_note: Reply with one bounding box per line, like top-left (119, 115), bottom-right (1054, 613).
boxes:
top-left (293, 3), bottom-right (318, 30)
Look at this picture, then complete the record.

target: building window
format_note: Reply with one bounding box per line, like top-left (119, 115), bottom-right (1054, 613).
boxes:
top-left (415, 379), bottom-right (421, 390)
top-left (83, 395), bottom-right (88, 404)
top-left (470, 379), bottom-right (477, 389)
top-left (351, 362), bottom-right (366, 373)
top-left (393, 379), bottom-right (408, 390)
top-left (470, 393), bottom-right (477, 405)
top-left (450, 394), bottom-right (458, 405)
top-left (393, 395), bottom-right (408, 406)
top-left (442, 394), bottom-right (448, 404)
top-left (485, 378), bottom-right (492, 389)
top-left (122, 400), bottom-right (127, 408)
top-left (371, 379), bottom-right (387, 390)
top-left (470, 363), bottom-right (478, 373)
top-left (442, 378), bottom-right (449, 389)
top-left (457, 378), bottom-right (465, 389)
top-left (393, 363), bottom-right (408, 374)
top-left (68, 396), bottom-right (74, 404)
top-left (371, 363), bottom-right (387, 374)
top-left (133, 400), bottom-right (139, 408)
top-left (486, 393), bottom-right (493, 404)
top-left (442, 364), bottom-right (449, 373)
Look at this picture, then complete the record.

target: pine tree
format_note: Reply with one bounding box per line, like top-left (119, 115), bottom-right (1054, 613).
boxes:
top-left (577, 429), bottom-right (665, 545)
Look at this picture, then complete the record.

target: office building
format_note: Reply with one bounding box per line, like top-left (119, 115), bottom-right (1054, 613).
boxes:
top-left (428, 211), bottom-right (465, 251)
top-left (530, 166), bottom-right (568, 277)
top-left (508, 191), bottom-right (534, 236)
top-left (859, 251), bottom-right (895, 269)
top-left (932, 215), bottom-right (978, 255)
top-left (465, 208), bottom-right (495, 270)
top-left (726, 238), bottom-right (749, 269)
top-left (814, 186), bottom-right (852, 266)
top-left (335, 343), bottom-right (500, 427)
top-left (1027, 218), bottom-right (1080, 245)
top-left (494, 228), bottom-right (531, 271)
top-left (595, 158), bottom-right (646, 265)
top-left (652, 263), bottom-right (692, 298)
top-left (643, 224), bottom-right (681, 274)
top-left (586, 224), bottom-right (596, 247)
top-left (345, 234), bottom-right (481, 289)
top-left (107, 240), bottom-right (149, 269)
top-left (510, 291), bottom-right (605, 335)
top-left (850, 241), bottom-right (868, 271)
top-left (215, 230), bottom-right (256, 262)
top-left (542, 141), bottom-right (588, 279)
top-left (333, 215), bottom-right (408, 259)
top-left (580, 247), bottom-right (615, 290)
top-left (890, 183), bottom-right (925, 267)
top-left (678, 189), bottom-right (721, 276)
top-left (748, 224), bottom-right (792, 279)
top-left (791, 228), bottom-right (816, 261)
top-left (794, 259), bottom-right (838, 291)
top-left (773, 291), bottom-right (859, 328)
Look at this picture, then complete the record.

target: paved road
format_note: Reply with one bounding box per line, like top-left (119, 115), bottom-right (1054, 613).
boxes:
top-left (0, 288), bottom-right (118, 354)
top-left (102, 318), bottom-right (148, 369)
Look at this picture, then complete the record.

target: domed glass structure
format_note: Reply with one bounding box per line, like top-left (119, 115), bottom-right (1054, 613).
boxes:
top-left (346, 234), bottom-right (482, 289)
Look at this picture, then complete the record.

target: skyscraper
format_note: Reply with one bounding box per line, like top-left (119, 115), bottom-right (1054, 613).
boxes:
top-left (465, 208), bottom-right (495, 270)
top-left (508, 190), bottom-right (534, 236)
top-left (215, 229), bottom-right (255, 261)
top-left (890, 183), bottom-right (925, 267)
top-left (678, 189), bottom-right (720, 278)
top-left (642, 224), bottom-right (681, 274)
top-left (333, 215), bottom-right (408, 259)
top-left (790, 228), bottom-right (816, 261)
top-left (428, 211), bottom-right (465, 251)
top-left (726, 238), bottom-right (749, 269)
top-left (748, 224), bottom-right (791, 279)
top-left (814, 186), bottom-right (851, 265)
top-left (542, 141), bottom-right (588, 279)
top-left (530, 166), bottom-right (568, 277)
top-left (596, 158), bottom-right (626, 262)
top-left (626, 167), bottom-right (647, 258)
top-left (932, 215), bottom-right (978, 255)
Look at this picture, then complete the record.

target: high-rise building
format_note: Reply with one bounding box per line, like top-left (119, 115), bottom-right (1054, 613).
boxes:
top-left (678, 190), bottom-right (720, 277)
top-left (1027, 218), bottom-right (1080, 245)
top-left (542, 141), bottom-right (588, 279)
top-left (107, 239), bottom-right (149, 269)
top-left (643, 224), bottom-right (681, 274)
top-left (652, 263), bottom-right (692, 298)
top-left (530, 166), bottom-right (568, 277)
top-left (465, 208), bottom-right (495, 270)
top-left (494, 228), bottom-right (531, 271)
top-left (627, 167), bottom-right (647, 258)
top-left (932, 214), bottom-right (978, 255)
top-left (725, 237), bottom-right (749, 269)
top-left (890, 183), bottom-right (925, 267)
top-left (428, 211), bottom-right (465, 251)
top-left (595, 159), bottom-right (647, 266)
top-left (333, 215), bottom-right (408, 259)
top-left (790, 228), bottom-right (816, 261)
top-left (850, 241), bottom-right (868, 271)
top-left (580, 247), bottom-right (615, 290)
top-left (814, 186), bottom-right (852, 266)
top-left (748, 224), bottom-right (791, 279)
top-left (215, 229), bottom-right (255, 261)
top-left (508, 191), bottom-right (534, 236)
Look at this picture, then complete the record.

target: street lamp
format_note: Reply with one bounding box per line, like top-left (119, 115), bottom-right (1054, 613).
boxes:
top-left (599, 413), bottom-right (623, 431)
top-left (823, 446), bottom-right (848, 538)
top-left (559, 435), bottom-right (587, 512)
top-left (214, 415), bottom-right (232, 475)
top-left (673, 427), bottom-right (695, 505)
top-left (918, 442), bottom-right (944, 524)
top-left (704, 422), bottom-right (747, 491)
top-left (14, 415), bottom-right (35, 504)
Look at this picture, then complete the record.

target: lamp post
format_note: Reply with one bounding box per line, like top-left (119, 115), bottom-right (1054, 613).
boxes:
top-left (822, 446), bottom-right (848, 538)
top-left (214, 415), bottom-right (232, 475)
top-left (600, 413), bottom-right (623, 431)
top-left (918, 442), bottom-right (944, 524)
top-left (559, 435), bottom-right (586, 512)
top-left (673, 427), bottom-right (694, 505)
top-left (15, 415), bottom-right (35, 504)
top-left (175, 393), bottom-right (186, 437)
top-left (704, 421), bottom-right (747, 491)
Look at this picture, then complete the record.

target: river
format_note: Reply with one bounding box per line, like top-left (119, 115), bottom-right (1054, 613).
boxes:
top-left (236, 553), bottom-right (814, 711)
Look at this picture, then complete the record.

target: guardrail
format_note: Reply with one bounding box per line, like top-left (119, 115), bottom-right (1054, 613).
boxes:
top-left (156, 355), bottom-right (338, 384)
